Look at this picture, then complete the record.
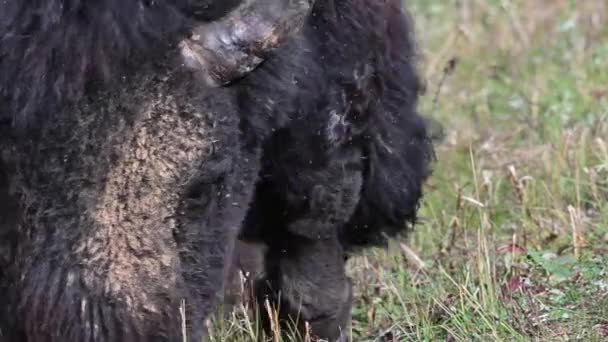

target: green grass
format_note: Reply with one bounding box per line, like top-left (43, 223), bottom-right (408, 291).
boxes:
top-left (210, 1), bottom-right (608, 340)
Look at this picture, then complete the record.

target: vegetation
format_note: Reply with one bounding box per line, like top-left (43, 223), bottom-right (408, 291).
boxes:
top-left (209, 1), bottom-right (608, 340)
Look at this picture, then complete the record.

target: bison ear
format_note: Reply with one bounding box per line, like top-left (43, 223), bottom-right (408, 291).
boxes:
top-left (179, 0), bottom-right (314, 87)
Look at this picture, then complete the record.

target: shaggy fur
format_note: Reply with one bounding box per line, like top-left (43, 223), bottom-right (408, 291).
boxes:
top-left (0, 1), bottom-right (276, 341)
top-left (1, 0), bottom-right (189, 129)
top-left (234, 0), bottom-right (433, 340)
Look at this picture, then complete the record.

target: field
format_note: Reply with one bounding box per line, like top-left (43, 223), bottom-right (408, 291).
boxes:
top-left (209, 1), bottom-right (608, 340)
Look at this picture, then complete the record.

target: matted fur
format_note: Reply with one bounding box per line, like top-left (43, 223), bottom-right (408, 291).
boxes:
top-left (0, 0), bottom-right (195, 129)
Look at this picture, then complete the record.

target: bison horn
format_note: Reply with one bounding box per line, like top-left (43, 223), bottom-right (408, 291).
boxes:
top-left (180, 0), bottom-right (314, 87)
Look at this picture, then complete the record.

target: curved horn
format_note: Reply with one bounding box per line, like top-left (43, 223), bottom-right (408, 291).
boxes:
top-left (180, 0), bottom-right (314, 87)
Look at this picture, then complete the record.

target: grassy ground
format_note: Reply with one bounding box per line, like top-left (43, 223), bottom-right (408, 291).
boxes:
top-left (209, 1), bottom-right (608, 340)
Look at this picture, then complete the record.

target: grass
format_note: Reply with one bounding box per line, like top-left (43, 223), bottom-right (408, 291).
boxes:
top-left (209, 0), bottom-right (608, 340)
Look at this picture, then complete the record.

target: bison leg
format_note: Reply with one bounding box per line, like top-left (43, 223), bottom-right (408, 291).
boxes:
top-left (253, 234), bottom-right (352, 342)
